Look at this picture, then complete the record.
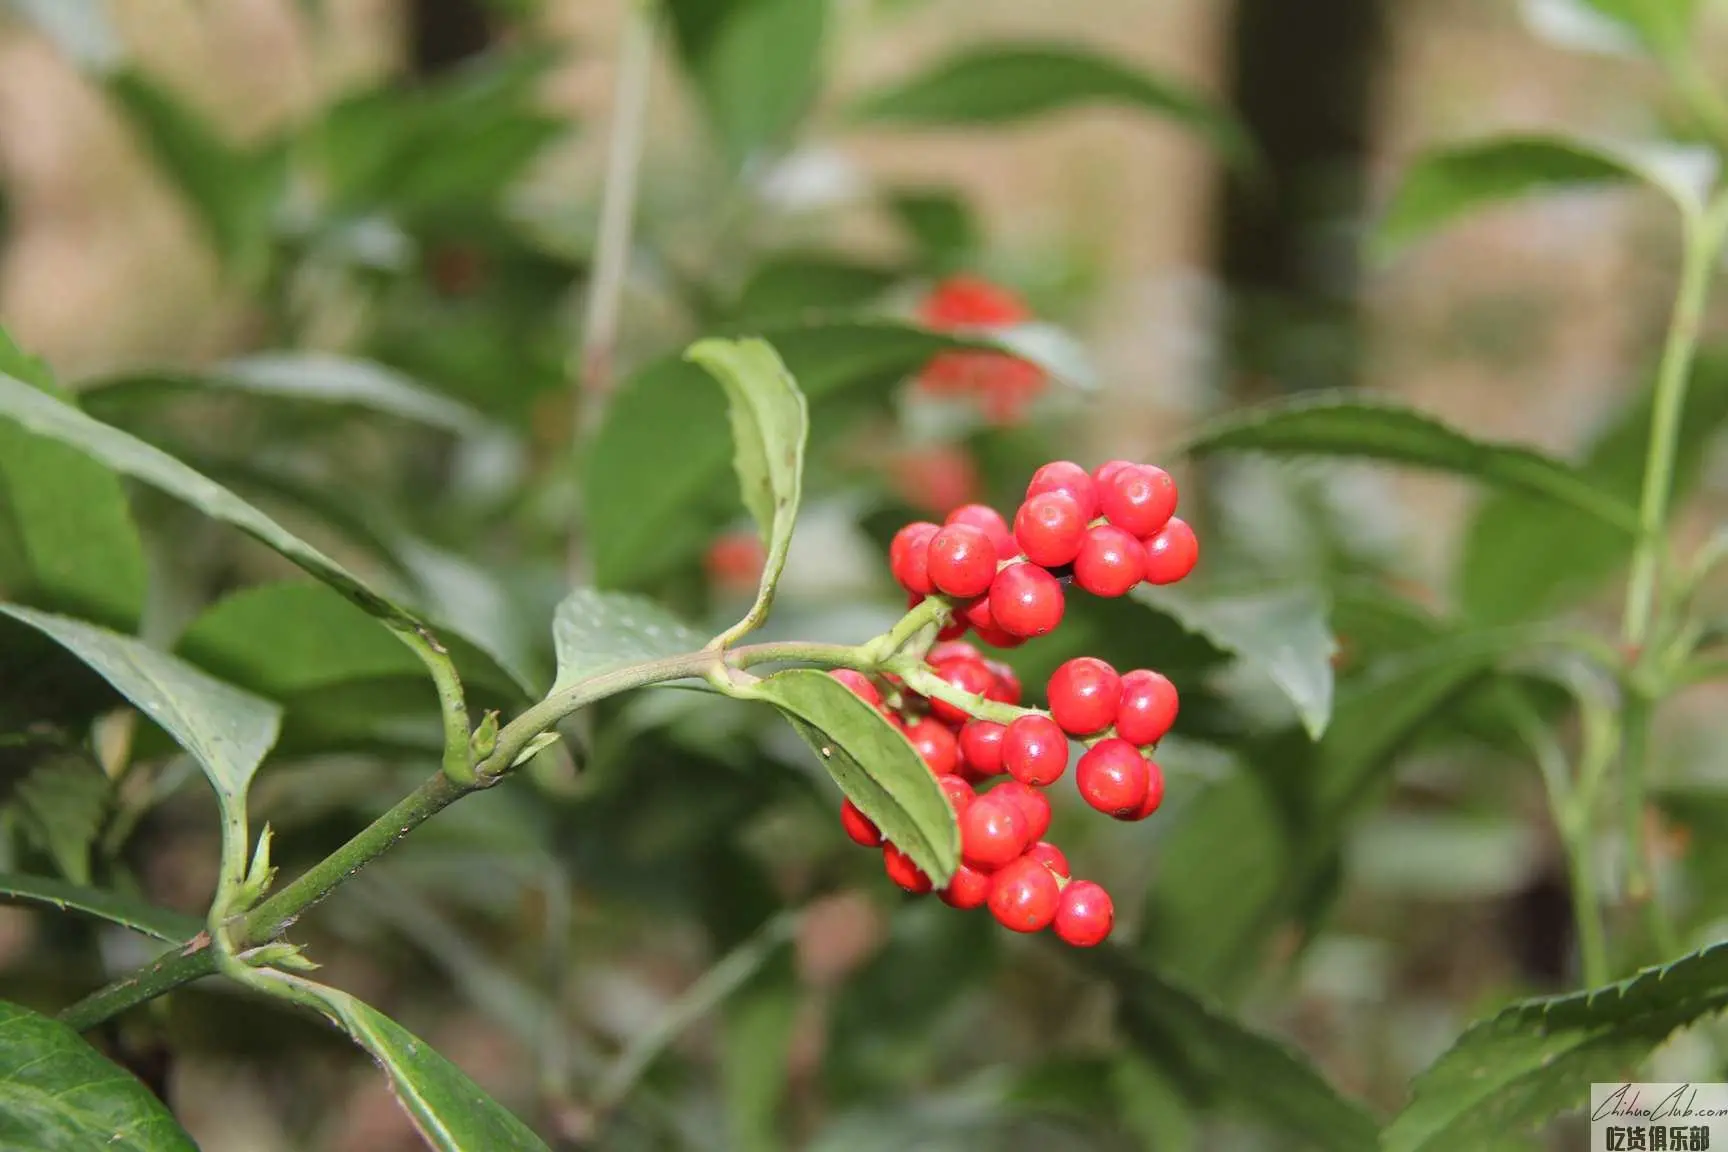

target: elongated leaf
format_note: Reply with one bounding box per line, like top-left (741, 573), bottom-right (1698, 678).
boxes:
top-left (884, 187), bottom-right (978, 271)
top-left (1461, 351), bottom-right (1728, 623)
top-left (1384, 942), bottom-right (1728, 1151)
top-left (289, 978), bottom-right (549, 1151)
top-left (744, 668), bottom-right (959, 883)
top-left (852, 42), bottom-right (1250, 167)
top-left (1136, 584), bottom-right (1336, 739)
top-left (0, 874), bottom-right (202, 942)
top-left (0, 999), bottom-right (196, 1150)
top-left (668, 0), bottom-right (828, 166)
top-left (550, 588), bottom-right (706, 692)
top-left (1183, 393), bottom-right (1640, 533)
top-left (1077, 945), bottom-right (1378, 1150)
top-left (733, 255), bottom-right (902, 321)
top-left (1377, 134), bottom-right (1713, 257)
top-left (12, 752), bottom-right (108, 885)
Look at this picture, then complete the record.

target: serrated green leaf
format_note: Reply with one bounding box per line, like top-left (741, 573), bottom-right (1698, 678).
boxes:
top-left (1136, 584), bottom-right (1336, 739)
top-left (744, 668), bottom-right (959, 883)
top-left (1384, 942), bottom-right (1728, 1151)
top-left (0, 998), bottom-right (196, 1150)
top-left (1377, 134), bottom-right (1713, 258)
top-left (0, 874), bottom-right (202, 942)
top-left (12, 752), bottom-right (108, 886)
top-left (851, 42), bottom-right (1252, 168)
top-left (1460, 351), bottom-right (1728, 623)
top-left (667, 0), bottom-right (828, 167)
top-left (550, 588), bottom-right (706, 693)
top-left (1183, 393), bottom-right (1640, 533)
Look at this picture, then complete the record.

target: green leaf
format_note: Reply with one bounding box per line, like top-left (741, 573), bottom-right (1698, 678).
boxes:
top-left (744, 668), bottom-right (959, 884)
top-left (851, 42), bottom-right (1251, 168)
top-left (733, 255), bottom-right (902, 321)
top-left (0, 873), bottom-right (202, 942)
top-left (550, 588), bottom-right (706, 693)
top-left (1460, 351), bottom-right (1728, 623)
top-left (686, 338), bottom-right (809, 642)
top-left (1570, 0), bottom-right (1700, 56)
top-left (1377, 134), bottom-right (1712, 258)
top-left (1076, 945), bottom-right (1378, 1150)
top-left (1183, 393), bottom-right (1640, 534)
top-left (1384, 941), bottom-right (1728, 1151)
top-left (11, 751), bottom-right (108, 886)
top-left (0, 998), bottom-right (196, 1150)
top-left (290, 979), bottom-right (549, 1151)
top-left (1136, 584), bottom-right (1336, 740)
top-left (666, 0), bottom-right (827, 166)
top-left (884, 187), bottom-right (979, 270)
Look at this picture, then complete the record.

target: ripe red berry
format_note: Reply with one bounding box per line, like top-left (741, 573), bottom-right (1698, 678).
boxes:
top-left (930, 640), bottom-right (983, 665)
top-left (828, 669), bottom-right (883, 710)
top-left (1099, 464), bottom-right (1178, 538)
top-left (960, 794), bottom-right (1030, 870)
top-left (1053, 880), bottom-right (1114, 947)
top-left (907, 717), bottom-right (960, 776)
top-left (920, 275), bottom-right (1030, 327)
top-left (989, 779), bottom-right (1052, 843)
top-left (1115, 669), bottom-right (1179, 747)
top-left (1013, 489), bottom-right (1088, 567)
top-left (1047, 657), bottom-right (1123, 737)
top-left (883, 843), bottom-right (932, 893)
top-left (704, 531), bottom-right (766, 590)
top-left (988, 563), bottom-right (1065, 638)
top-left (840, 798), bottom-right (882, 847)
top-left (1141, 517), bottom-right (1198, 585)
top-left (890, 445), bottom-right (980, 515)
top-left (927, 523), bottom-right (998, 598)
top-left (1001, 714), bottom-right (1069, 786)
top-left (959, 720), bottom-right (1007, 776)
top-left (938, 774), bottom-right (976, 815)
top-left (1025, 840), bottom-right (1071, 878)
top-left (974, 624), bottom-right (1026, 649)
top-left (889, 522), bottom-right (939, 595)
top-left (1026, 461), bottom-right (1098, 520)
top-left (1074, 524), bottom-right (1146, 598)
top-left (927, 657), bottom-right (997, 725)
top-left (1127, 759), bottom-right (1165, 820)
top-left (961, 595), bottom-right (997, 633)
top-left (945, 503), bottom-right (1015, 558)
top-left (985, 661), bottom-right (1023, 705)
top-left (939, 863), bottom-right (993, 909)
top-left (1091, 459), bottom-right (1136, 488)
top-left (1075, 738), bottom-right (1151, 818)
top-left (988, 856), bottom-right (1061, 932)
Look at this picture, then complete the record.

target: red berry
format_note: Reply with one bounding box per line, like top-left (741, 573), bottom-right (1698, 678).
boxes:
top-left (1074, 524), bottom-right (1146, 598)
top-left (890, 445), bottom-right (980, 515)
top-left (907, 717), bottom-right (960, 776)
top-left (1075, 738), bottom-right (1151, 818)
top-left (959, 720), bottom-right (1007, 776)
top-left (1025, 840), bottom-right (1071, 878)
top-left (939, 863), bottom-right (993, 909)
top-left (919, 275), bottom-right (1031, 327)
top-left (1025, 461), bottom-right (1098, 520)
top-left (945, 503), bottom-right (1015, 558)
top-left (840, 798), bottom-right (882, 847)
top-left (974, 624), bottom-right (1026, 649)
top-left (889, 522), bottom-right (940, 595)
top-left (1091, 459), bottom-right (1136, 488)
top-left (1053, 880), bottom-right (1114, 947)
top-left (1001, 714), bottom-right (1069, 786)
top-left (988, 563), bottom-right (1065, 638)
top-left (828, 669), bottom-right (882, 710)
top-left (930, 640), bottom-right (983, 665)
top-left (1116, 669), bottom-right (1178, 747)
top-left (883, 843), bottom-right (932, 893)
top-left (961, 595), bottom-right (997, 633)
top-left (1142, 517), bottom-right (1198, 585)
top-left (927, 657), bottom-right (996, 725)
top-left (938, 774), bottom-right (976, 815)
top-left (927, 523), bottom-right (998, 598)
top-left (985, 661), bottom-right (1023, 705)
top-left (704, 531), bottom-right (766, 590)
top-left (1127, 759), bottom-right (1165, 820)
top-left (960, 794), bottom-right (1030, 870)
top-left (1013, 489), bottom-right (1088, 567)
top-left (936, 613), bottom-right (969, 641)
top-left (988, 856), bottom-right (1061, 932)
top-left (989, 779), bottom-right (1052, 843)
top-left (1047, 657), bottom-right (1123, 737)
top-left (1099, 464), bottom-right (1178, 538)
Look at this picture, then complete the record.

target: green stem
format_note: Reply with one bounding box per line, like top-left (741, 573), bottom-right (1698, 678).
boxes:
top-left (1618, 695), bottom-right (1678, 960)
top-left (1565, 805), bottom-right (1611, 988)
top-left (395, 624), bottom-right (475, 786)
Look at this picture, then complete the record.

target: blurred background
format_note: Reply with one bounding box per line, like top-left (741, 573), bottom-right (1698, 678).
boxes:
top-left (2, 0), bottom-right (1727, 1149)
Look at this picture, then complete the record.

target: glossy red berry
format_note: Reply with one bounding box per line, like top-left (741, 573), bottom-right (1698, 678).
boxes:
top-left (959, 720), bottom-right (1007, 776)
top-left (907, 718), bottom-right (960, 776)
top-left (930, 640), bottom-right (983, 665)
top-left (961, 595), bottom-right (998, 633)
top-left (989, 779), bottom-right (1052, 843)
top-left (938, 774), bottom-right (976, 815)
top-left (1141, 517), bottom-right (1198, 585)
top-left (1115, 669), bottom-right (1179, 746)
top-left (1026, 461), bottom-right (1098, 520)
top-left (928, 657), bottom-right (996, 725)
top-left (927, 523), bottom-right (998, 598)
top-left (945, 503), bottom-right (1015, 558)
top-left (840, 798), bottom-right (882, 847)
top-left (828, 669), bottom-right (882, 710)
top-left (1075, 738), bottom-right (1151, 818)
top-left (1099, 464), bottom-right (1178, 538)
top-left (1013, 489), bottom-right (1088, 567)
top-left (1074, 524), bottom-right (1146, 598)
top-left (939, 863), bottom-right (993, 909)
top-left (889, 522), bottom-right (940, 596)
top-left (985, 661), bottom-right (1023, 706)
top-left (883, 843), bottom-right (932, 893)
top-left (1091, 459), bottom-right (1136, 488)
top-left (1025, 840), bottom-right (1071, 878)
top-left (1053, 880), bottom-right (1114, 947)
top-left (1127, 759), bottom-right (1165, 820)
top-left (1001, 714), bottom-right (1069, 786)
top-left (974, 624), bottom-right (1026, 649)
top-left (988, 856), bottom-right (1061, 932)
top-left (960, 794), bottom-right (1030, 870)
top-left (988, 563), bottom-right (1065, 638)
top-left (1047, 657), bottom-right (1123, 737)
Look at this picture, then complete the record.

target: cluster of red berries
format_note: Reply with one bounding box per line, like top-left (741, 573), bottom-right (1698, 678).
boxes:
top-left (914, 275), bottom-right (1047, 423)
top-left (888, 459), bottom-right (1198, 646)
